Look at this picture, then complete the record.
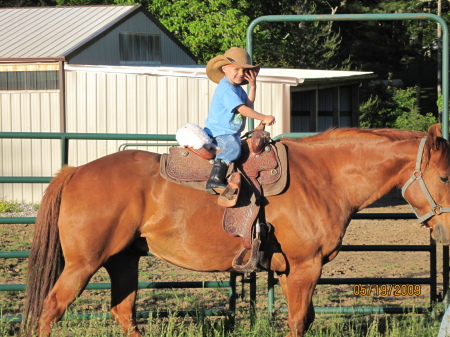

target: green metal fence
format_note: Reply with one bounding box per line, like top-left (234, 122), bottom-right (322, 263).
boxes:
top-left (246, 13), bottom-right (449, 137)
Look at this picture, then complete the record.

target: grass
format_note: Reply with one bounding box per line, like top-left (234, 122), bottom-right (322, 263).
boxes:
top-left (0, 306), bottom-right (442, 336)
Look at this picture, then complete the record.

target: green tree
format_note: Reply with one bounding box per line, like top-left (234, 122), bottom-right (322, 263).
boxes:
top-left (147, 0), bottom-right (348, 67)
top-left (360, 85), bottom-right (437, 131)
top-left (251, 1), bottom-right (349, 69)
top-left (395, 110), bottom-right (438, 131)
top-left (149, 0), bottom-right (251, 64)
top-left (1, 0), bottom-right (56, 6)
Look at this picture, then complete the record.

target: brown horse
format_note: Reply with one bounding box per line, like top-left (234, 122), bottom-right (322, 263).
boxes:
top-left (20, 124), bottom-right (450, 337)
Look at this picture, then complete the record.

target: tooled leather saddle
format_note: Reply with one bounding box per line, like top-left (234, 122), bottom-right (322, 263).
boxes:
top-left (159, 128), bottom-right (288, 272)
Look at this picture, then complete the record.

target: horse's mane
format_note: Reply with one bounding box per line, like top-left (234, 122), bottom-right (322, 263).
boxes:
top-left (293, 127), bottom-right (450, 170)
top-left (299, 127), bottom-right (425, 143)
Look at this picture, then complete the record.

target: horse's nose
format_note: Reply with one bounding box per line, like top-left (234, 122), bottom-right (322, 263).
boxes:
top-left (433, 225), bottom-right (450, 245)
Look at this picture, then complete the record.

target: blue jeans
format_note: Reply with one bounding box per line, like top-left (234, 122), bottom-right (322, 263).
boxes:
top-left (213, 133), bottom-right (242, 165)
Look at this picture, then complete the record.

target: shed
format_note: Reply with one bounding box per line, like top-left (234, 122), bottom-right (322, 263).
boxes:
top-left (0, 5), bottom-right (196, 66)
top-left (63, 64), bottom-right (374, 137)
top-left (0, 5), bottom-right (196, 133)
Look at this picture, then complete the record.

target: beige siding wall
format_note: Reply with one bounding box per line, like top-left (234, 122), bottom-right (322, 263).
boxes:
top-left (65, 70), bottom-right (287, 167)
top-left (0, 90), bottom-right (61, 202)
top-left (254, 82), bottom-right (289, 136)
top-left (64, 70), bottom-right (216, 166)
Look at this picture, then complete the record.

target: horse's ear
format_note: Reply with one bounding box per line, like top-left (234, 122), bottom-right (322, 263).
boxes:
top-left (427, 123), bottom-right (443, 151)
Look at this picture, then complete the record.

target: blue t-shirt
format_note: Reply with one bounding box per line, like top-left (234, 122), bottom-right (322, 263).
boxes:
top-left (204, 77), bottom-right (248, 137)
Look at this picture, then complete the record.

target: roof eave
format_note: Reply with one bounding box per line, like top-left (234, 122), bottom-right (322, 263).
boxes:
top-left (300, 73), bottom-right (377, 85)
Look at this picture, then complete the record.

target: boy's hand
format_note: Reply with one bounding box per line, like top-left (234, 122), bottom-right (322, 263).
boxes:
top-left (245, 69), bottom-right (257, 87)
top-left (261, 115), bottom-right (276, 126)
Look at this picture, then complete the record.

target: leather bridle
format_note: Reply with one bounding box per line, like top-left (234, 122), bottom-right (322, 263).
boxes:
top-left (402, 137), bottom-right (450, 224)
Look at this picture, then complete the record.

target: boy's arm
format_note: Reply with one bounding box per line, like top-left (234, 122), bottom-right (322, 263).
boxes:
top-left (237, 105), bottom-right (275, 126)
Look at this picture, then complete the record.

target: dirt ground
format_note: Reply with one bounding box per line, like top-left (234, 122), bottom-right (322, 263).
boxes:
top-left (315, 188), bottom-right (444, 310)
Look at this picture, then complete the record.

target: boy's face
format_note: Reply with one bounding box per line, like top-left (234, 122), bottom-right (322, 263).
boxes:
top-left (222, 65), bottom-right (248, 86)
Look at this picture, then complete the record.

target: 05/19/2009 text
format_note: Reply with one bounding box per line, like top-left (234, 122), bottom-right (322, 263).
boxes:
top-left (353, 284), bottom-right (421, 296)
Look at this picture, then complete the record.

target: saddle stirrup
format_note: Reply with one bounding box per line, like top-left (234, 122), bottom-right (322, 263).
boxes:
top-left (218, 172), bottom-right (241, 207)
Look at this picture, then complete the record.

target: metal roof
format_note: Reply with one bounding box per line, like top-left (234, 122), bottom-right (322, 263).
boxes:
top-left (65, 64), bottom-right (375, 86)
top-left (0, 5), bottom-right (195, 61)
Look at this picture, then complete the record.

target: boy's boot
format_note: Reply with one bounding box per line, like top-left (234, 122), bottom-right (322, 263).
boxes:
top-left (206, 160), bottom-right (228, 194)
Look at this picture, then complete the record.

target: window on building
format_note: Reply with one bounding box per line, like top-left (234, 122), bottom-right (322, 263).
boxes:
top-left (291, 86), bottom-right (356, 132)
top-left (318, 88), bottom-right (333, 131)
top-left (339, 86), bottom-right (353, 127)
top-left (291, 91), bottom-right (311, 132)
top-left (119, 32), bottom-right (162, 65)
top-left (0, 71), bottom-right (58, 90)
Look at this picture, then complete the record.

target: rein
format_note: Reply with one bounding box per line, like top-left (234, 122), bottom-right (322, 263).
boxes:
top-left (402, 137), bottom-right (450, 224)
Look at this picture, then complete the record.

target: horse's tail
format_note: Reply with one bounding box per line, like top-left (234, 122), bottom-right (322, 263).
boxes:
top-left (20, 165), bottom-right (78, 337)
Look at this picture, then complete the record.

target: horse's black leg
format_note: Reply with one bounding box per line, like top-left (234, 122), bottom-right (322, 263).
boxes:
top-left (104, 248), bottom-right (142, 337)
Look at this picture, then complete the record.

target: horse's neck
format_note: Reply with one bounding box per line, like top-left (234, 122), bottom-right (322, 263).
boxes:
top-left (293, 139), bottom-right (417, 213)
top-left (339, 140), bottom-right (417, 211)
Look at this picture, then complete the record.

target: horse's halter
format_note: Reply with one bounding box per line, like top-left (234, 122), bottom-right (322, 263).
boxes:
top-left (402, 137), bottom-right (450, 224)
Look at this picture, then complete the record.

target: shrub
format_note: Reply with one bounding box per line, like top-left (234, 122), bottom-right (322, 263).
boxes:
top-left (395, 109), bottom-right (438, 131)
top-left (0, 200), bottom-right (23, 213)
top-left (360, 85), bottom-right (437, 131)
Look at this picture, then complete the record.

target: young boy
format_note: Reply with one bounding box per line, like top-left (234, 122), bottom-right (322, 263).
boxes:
top-left (204, 47), bottom-right (276, 194)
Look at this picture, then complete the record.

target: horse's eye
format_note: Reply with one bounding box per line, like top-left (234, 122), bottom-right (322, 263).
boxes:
top-left (440, 176), bottom-right (450, 184)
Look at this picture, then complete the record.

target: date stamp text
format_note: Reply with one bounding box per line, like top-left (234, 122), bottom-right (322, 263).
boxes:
top-left (353, 284), bottom-right (421, 296)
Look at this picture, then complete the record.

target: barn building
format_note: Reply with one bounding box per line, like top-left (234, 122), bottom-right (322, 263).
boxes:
top-left (0, 5), bottom-right (374, 202)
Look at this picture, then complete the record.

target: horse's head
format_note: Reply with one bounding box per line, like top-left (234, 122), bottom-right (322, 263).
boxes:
top-left (402, 124), bottom-right (450, 245)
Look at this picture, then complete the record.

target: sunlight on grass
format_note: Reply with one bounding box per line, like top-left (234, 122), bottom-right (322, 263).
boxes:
top-left (0, 305), bottom-right (443, 337)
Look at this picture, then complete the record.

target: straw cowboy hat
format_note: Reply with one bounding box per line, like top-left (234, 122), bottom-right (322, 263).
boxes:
top-left (206, 47), bottom-right (261, 84)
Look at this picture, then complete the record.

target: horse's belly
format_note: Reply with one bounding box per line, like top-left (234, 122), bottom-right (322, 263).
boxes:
top-left (141, 234), bottom-right (238, 272)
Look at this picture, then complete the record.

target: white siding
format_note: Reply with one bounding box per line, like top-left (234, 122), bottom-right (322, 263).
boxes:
top-left (255, 82), bottom-right (288, 136)
top-left (64, 69), bottom-right (287, 166)
top-left (64, 70), bottom-right (214, 166)
top-left (0, 90), bottom-right (60, 202)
